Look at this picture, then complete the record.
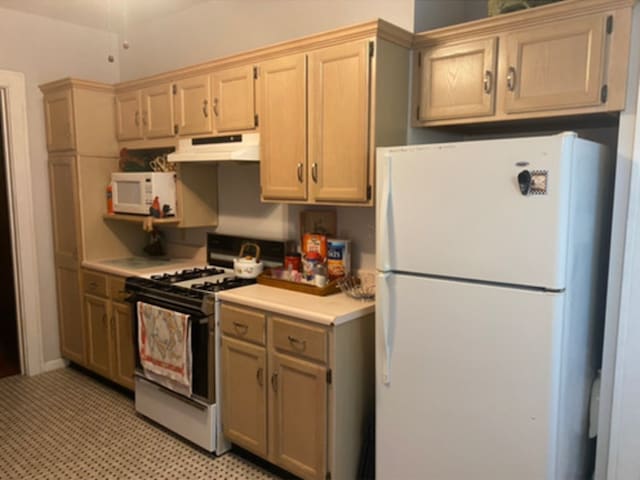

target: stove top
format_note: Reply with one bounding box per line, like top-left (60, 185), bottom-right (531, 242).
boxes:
top-left (127, 266), bottom-right (256, 302)
top-left (149, 266), bottom-right (226, 284)
top-left (126, 233), bottom-right (285, 303)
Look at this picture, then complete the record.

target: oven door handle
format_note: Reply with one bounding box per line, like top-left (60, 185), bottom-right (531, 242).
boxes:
top-left (126, 292), bottom-right (208, 319)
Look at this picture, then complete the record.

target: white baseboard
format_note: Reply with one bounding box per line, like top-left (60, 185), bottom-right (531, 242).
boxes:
top-left (42, 358), bottom-right (69, 372)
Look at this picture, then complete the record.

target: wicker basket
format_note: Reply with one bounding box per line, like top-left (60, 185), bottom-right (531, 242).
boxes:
top-left (488, 0), bottom-right (561, 16)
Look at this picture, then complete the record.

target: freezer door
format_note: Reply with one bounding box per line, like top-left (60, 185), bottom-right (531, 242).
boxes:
top-left (376, 273), bottom-right (568, 480)
top-left (376, 134), bottom-right (576, 289)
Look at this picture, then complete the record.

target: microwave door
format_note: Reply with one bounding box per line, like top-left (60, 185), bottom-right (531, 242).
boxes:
top-left (114, 179), bottom-right (147, 214)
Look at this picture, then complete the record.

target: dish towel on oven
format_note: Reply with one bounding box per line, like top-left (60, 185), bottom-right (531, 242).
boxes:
top-left (137, 301), bottom-right (193, 397)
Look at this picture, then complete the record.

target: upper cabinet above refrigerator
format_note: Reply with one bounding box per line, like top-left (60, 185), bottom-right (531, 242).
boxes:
top-left (412, 0), bottom-right (633, 126)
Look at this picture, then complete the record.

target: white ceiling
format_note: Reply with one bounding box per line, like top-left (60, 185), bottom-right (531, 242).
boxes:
top-left (0, 0), bottom-right (209, 32)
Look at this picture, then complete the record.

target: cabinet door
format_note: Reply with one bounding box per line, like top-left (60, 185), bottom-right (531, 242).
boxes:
top-left (212, 65), bottom-right (256, 133)
top-left (55, 265), bottom-right (85, 365)
top-left (111, 301), bottom-right (135, 390)
top-left (175, 75), bottom-right (212, 136)
top-left (49, 156), bottom-right (80, 266)
top-left (258, 54), bottom-right (307, 201)
top-left (115, 90), bottom-right (143, 140)
top-left (84, 294), bottom-right (112, 378)
top-left (502, 14), bottom-right (608, 113)
top-left (308, 40), bottom-right (370, 203)
top-left (270, 353), bottom-right (327, 480)
top-left (221, 336), bottom-right (267, 456)
top-left (141, 83), bottom-right (175, 138)
top-left (43, 89), bottom-right (75, 152)
top-left (417, 38), bottom-right (497, 121)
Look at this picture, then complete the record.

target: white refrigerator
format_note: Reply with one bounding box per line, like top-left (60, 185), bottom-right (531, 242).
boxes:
top-left (375, 132), bottom-right (612, 479)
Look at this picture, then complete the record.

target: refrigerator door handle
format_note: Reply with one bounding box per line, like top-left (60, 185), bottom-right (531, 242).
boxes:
top-left (379, 272), bottom-right (394, 385)
top-left (377, 154), bottom-right (392, 271)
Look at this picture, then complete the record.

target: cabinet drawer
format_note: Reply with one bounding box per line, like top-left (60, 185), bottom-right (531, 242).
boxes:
top-left (220, 304), bottom-right (266, 345)
top-left (109, 276), bottom-right (128, 303)
top-left (83, 271), bottom-right (107, 297)
top-left (271, 316), bottom-right (327, 364)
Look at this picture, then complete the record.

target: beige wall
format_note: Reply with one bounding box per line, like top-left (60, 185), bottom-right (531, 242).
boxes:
top-left (117, 0), bottom-right (415, 81)
top-left (0, 7), bottom-right (119, 364)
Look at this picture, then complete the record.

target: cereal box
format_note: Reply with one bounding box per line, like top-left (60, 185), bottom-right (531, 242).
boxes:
top-left (327, 238), bottom-right (351, 280)
top-left (302, 233), bottom-right (327, 261)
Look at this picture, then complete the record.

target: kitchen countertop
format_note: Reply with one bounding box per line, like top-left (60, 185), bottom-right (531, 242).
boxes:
top-left (217, 284), bottom-right (375, 326)
top-left (82, 256), bottom-right (202, 278)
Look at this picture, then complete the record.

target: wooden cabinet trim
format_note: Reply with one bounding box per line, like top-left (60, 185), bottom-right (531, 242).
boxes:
top-left (114, 19), bottom-right (411, 92)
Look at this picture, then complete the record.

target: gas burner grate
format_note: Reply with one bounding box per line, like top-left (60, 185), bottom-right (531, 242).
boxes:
top-left (150, 267), bottom-right (226, 284)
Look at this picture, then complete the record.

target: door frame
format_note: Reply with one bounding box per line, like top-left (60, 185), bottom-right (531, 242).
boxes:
top-left (0, 70), bottom-right (44, 376)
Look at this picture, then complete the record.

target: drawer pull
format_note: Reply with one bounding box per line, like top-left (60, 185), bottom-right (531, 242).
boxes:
top-left (287, 335), bottom-right (306, 349)
top-left (271, 371), bottom-right (278, 392)
top-left (89, 281), bottom-right (97, 290)
top-left (233, 322), bottom-right (249, 334)
top-left (256, 367), bottom-right (263, 387)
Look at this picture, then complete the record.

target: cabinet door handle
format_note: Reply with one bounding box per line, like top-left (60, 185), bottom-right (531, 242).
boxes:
top-left (507, 66), bottom-right (517, 92)
top-left (256, 367), bottom-right (263, 387)
top-left (296, 163), bottom-right (304, 183)
top-left (89, 281), bottom-right (97, 290)
top-left (142, 111), bottom-right (148, 126)
top-left (213, 98), bottom-right (219, 117)
top-left (483, 70), bottom-right (493, 94)
top-left (233, 321), bottom-right (248, 335)
top-left (311, 163), bottom-right (318, 183)
top-left (287, 335), bottom-right (306, 349)
top-left (202, 99), bottom-right (209, 118)
top-left (134, 111), bottom-right (140, 126)
top-left (271, 371), bottom-right (278, 392)
top-left (101, 313), bottom-right (107, 327)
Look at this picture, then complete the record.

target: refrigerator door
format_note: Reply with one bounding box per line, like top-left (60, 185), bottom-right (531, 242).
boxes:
top-left (376, 273), bottom-right (565, 480)
top-left (376, 133), bottom-right (576, 289)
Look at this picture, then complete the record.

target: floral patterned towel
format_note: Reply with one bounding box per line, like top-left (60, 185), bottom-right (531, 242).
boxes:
top-left (137, 302), bottom-right (192, 396)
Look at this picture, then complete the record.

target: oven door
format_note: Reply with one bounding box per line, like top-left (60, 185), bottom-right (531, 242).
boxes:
top-left (127, 292), bottom-right (214, 404)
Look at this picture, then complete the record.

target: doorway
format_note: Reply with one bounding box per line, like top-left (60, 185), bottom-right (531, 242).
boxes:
top-left (0, 91), bottom-right (20, 378)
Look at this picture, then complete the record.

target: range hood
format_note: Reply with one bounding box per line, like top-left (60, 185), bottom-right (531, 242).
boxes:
top-left (168, 133), bottom-right (259, 163)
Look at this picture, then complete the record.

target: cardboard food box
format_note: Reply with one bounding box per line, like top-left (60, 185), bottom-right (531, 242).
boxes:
top-left (327, 238), bottom-right (351, 280)
top-left (302, 233), bottom-right (327, 260)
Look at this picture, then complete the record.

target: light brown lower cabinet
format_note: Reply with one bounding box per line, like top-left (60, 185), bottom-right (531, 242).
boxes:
top-left (220, 302), bottom-right (373, 480)
top-left (82, 269), bottom-right (135, 390)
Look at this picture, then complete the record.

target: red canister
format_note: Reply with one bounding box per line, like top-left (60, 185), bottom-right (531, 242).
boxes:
top-left (284, 253), bottom-right (301, 272)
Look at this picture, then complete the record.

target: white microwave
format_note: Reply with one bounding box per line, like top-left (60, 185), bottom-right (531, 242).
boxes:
top-left (111, 172), bottom-right (177, 216)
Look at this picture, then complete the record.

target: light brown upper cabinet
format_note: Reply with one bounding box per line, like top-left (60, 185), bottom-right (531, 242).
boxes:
top-left (211, 65), bottom-right (257, 133)
top-left (174, 74), bottom-right (212, 136)
top-left (141, 83), bottom-right (175, 138)
top-left (413, 0), bottom-right (633, 126)
top-left (44, 88), bottom-right (75, 151)
top-left (417, 37), bottom-right (498, 122)
top-left (114, 90), bottom-right (143, 141)
top-left (115, 82), bottom-right (175, 141)
top-left (258, 54), bottom-right (307, 201)
top-left (502, 14), bottom-right (607, 113)
top-left (308, 40), bottom-right (371, 203)
top-left (260, 33), bottom-right (409, 206)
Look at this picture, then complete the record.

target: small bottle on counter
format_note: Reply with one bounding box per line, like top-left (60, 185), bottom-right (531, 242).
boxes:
top-left (106, 183), bottom-right (114, 214)
top-left (313, 262), bottom-right (328, 288)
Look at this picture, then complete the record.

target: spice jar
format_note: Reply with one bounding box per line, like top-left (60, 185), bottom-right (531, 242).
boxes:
top-left (313, 262), bottom-right (328, 287)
